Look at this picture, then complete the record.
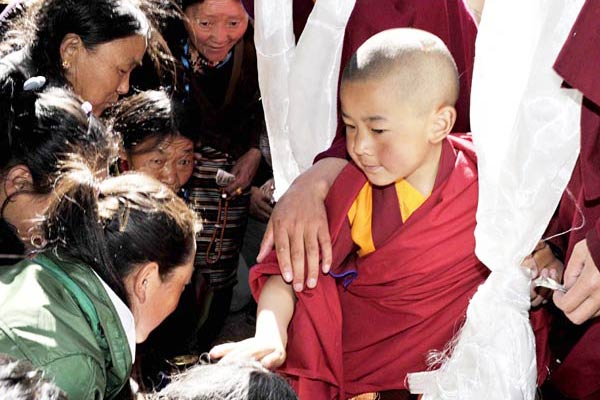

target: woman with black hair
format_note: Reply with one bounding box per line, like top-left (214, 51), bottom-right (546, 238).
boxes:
top-left (0, 0), bottom-right (176, 118)
top-left (0, 160), bottom-right (198, 399)
top-left (0, 86), bottom-right (117, 265)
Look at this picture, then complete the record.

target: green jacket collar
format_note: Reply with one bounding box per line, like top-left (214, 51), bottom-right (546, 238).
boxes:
top-left (35, 252), bottom-right (133, 399)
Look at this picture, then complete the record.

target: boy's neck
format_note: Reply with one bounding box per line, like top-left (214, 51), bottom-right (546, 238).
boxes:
top-left (405, 142), bottom-right (443, 196)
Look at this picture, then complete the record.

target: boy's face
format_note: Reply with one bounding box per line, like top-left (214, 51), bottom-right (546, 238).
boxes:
top-left (341, 77), bottom-right (435, 188)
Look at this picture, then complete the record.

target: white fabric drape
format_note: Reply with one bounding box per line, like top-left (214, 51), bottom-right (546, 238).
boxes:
top-left (253, 0), bottom-right (356, 198)
top-left (408, 1), bottom-right (583, 399)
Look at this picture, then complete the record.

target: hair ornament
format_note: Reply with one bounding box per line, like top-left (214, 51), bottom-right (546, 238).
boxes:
top-left (81, 101), bottom-right (93, 117)
top-left (118, 198), bottom-right (131, 233)
top-left (22, 76), bottom-right (46, 92)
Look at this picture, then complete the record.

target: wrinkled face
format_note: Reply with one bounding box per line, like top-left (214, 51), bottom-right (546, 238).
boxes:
top-left (126, 135), bottom-right (195, 193)
top-left (66, 35), bottom-right (147, 116)
top-left (184, 0), bottom-right (249, 63)
top-left (341, 77), bottom-right (434, 188)
top-left (135, 257), bottom-right (195, 343)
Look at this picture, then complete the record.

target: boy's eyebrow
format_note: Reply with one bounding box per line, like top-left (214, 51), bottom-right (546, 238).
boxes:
top-left (365, 115), bottom-right (387, 122)
top-left (340, 111), bottom-right (388, 122)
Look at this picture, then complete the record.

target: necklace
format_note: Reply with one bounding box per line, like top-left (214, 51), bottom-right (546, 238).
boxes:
top-left (188, 43), bottom-right (232, 73)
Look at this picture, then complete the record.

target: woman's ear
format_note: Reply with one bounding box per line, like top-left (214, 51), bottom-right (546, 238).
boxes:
top-left (130, 261), bottom-right (160, 304)
top-left (59, 33), bottom-right (83, 70)
top-left (4, 165), bottom-right (33, 197)
top-left (428, 105), bottom-right (457, 144)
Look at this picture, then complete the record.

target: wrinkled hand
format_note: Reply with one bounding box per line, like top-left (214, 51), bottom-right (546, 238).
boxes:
top-left (256, 158), bottom-right (346, 292)
top-left (225, 148), bottom-right (262, 196)
top-left (209, 337), bottom-right (286, 369)
top-left (523, 241), bottom-right (564, 308)
top-left (554, 239), bottom-right (600, 324)
top-left (249, 186), bottom-right (273, 223)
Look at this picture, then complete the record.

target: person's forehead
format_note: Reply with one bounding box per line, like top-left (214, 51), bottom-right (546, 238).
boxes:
top-left (96, 36), bottom-right (145, 64)
top-left (187, 0), bottom-right (246, 17)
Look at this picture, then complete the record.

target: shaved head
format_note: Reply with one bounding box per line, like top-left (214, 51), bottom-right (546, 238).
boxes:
top-left (342, 28), bottom-right (459, 113)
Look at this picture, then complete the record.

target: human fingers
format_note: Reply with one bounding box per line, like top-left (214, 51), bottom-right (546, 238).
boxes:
top-left (533, 242), bottom-right (558, 271)
top-left (273, 218), bottom-right (294, 283)
top-left (256, 199), bottom-right (273, 220)
top-left (224, 177), bottom-right (243, 196)
top-left (553, 268), bottom-right (589, 316)
top-left (219, 341), bottom-right (276, 364)
top-left (289, 224), bottom-right (306, 292)
top-left (259, 348), bottom-right (286, 369)
top-left (562, 297), bottom-right (600, 325)
top-left (530, 293), bottom-right (546, 308)
top-left (209, 342), bottom-right (239, 360)
top-left (257, 219), bottom-right (275, 263)
top-left (304, 225), bottom-right (320, 289)
top-left (522, 255), bottom-right (539, 279)
top-left (318, 224), bottom-right (332, 274)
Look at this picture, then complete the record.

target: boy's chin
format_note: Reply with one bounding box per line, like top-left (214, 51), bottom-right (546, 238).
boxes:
top-left (363, 172), bottom-right (396, 187)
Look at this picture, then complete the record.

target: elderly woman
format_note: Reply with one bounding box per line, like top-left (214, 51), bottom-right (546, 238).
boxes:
top-left (171, 0), bottom-right (267, 350)
top-left (111, 89), bottom-right (197, 195)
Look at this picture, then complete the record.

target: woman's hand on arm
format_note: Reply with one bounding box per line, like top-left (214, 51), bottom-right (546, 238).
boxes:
top-left (209, 276), bottom-right (295, 369)
top-left (257, 157), bottom-right (348, 292)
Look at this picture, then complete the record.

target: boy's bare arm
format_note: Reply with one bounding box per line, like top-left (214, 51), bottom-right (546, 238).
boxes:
top-left (209, 276), bottom-right (296, 369)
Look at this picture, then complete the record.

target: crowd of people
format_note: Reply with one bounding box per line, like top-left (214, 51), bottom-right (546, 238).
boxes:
top-left (0, 0), bottom-right (598, 399)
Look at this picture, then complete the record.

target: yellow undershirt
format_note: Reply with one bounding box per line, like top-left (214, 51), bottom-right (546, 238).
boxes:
top-left (348, 180), bottom-right (427, 257)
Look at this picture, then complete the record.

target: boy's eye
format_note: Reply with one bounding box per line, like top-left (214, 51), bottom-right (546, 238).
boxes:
top-left (371, 128), bottom-right (387, 134)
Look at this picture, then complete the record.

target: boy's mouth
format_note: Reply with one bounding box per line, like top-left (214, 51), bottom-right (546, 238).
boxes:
top-left (361, 164), bottom-right (382, 173)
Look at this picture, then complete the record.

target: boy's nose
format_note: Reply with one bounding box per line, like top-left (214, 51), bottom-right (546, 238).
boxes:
top-left (352, 130), bottom-right (371, 156)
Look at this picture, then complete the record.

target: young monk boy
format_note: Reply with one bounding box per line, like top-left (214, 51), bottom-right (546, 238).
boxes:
top-left (211, 28), bottom-right (544, 399)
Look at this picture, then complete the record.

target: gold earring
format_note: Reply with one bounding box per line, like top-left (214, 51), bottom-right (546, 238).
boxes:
top-left (62, 60), bottom-right (70, 69)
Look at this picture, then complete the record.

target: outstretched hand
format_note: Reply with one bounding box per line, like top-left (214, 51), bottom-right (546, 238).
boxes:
top-left (209, 337), bottom-right (287, 369)
top-left (554, 239), bottom-right (600, 324)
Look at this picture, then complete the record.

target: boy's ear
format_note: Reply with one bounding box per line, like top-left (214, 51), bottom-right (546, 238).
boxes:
top-left (428, 105), bottom-right (457, 144)
top-left (4, 165), bottom-right (34, 197)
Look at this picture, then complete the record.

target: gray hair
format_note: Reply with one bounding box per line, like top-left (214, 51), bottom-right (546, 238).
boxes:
top-left (0, 354), bottom-right (67, 400)
top-left (151, 360), bottom-right (297, 400)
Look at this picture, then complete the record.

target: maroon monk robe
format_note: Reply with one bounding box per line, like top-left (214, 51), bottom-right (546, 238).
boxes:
top-left (251, 137), bottom-right (490, 399)
top-left (545, 1), bottom-right (600, 398)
